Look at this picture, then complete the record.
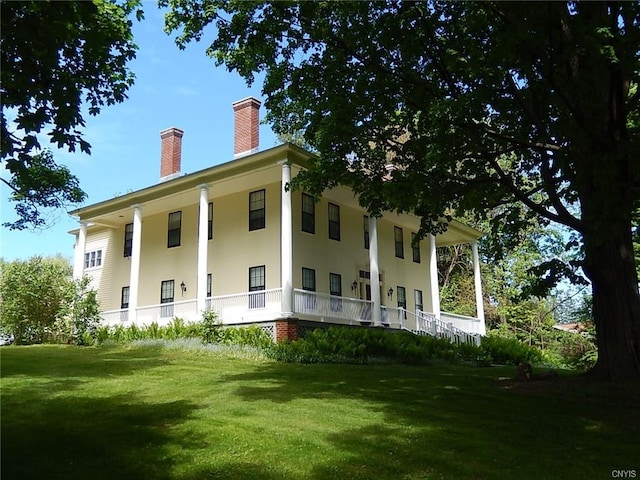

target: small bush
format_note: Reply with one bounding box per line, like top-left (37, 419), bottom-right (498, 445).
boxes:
top-left (266, 327), bottom-right (544, 367)
top-left (479, 334), bottom-right (543, 365)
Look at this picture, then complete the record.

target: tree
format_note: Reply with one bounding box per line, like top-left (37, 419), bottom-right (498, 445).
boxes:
top-left (163, 1), bottom-right (640, 380)
top-left (0, 256), bottom-right (101, 344)
top-left (1, 0), bottom-right (142, 229)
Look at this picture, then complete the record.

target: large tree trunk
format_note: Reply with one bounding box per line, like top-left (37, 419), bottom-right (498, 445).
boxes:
top-left (583, 225), bottom-right (640, 382)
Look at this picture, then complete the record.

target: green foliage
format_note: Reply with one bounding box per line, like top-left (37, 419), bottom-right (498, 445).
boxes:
top-left (0, 256), bottom-right (101, 345)
top-left (266, 327), bottom-right (539, 367)
top-left (163, 0), bottom-right (640, 380)
top-left (94, 313), bottom-right (273, 349)
top-left (1, 0), bottom-right (143, 229)
top-left (479, 335), bottom-right (543, 366)
top-left (70, 277), bottom-right (102, 345)
top-left (199, 310), bottom-right (221, 344)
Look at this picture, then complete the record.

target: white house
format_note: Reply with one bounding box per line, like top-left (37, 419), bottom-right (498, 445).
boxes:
top-left (70, 97), bottom-right (486, 343)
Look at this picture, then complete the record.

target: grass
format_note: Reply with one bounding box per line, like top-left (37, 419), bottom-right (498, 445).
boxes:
top-left (1, 343), bottom-right (639, 480)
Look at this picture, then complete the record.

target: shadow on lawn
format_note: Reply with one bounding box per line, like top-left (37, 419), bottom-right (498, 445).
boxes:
top-left (212, 363), bottom-right (640, 480)
top-left (1, 346), bottom-right (200, 480)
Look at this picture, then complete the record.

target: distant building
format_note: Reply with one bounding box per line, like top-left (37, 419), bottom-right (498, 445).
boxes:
top-left (70, 98), bottom-right (485, 343)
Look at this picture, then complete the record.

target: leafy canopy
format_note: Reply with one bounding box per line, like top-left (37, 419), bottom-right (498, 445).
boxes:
top-left (164, 0), bottom-right (639, 241)
top-left (1, 0), bottom-right (143, 229)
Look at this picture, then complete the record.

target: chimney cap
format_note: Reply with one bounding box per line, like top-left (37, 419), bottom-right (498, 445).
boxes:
top-left (160, 126), bottom-right (184, 138)
top-left (232, 96), bottom-right (261, 111)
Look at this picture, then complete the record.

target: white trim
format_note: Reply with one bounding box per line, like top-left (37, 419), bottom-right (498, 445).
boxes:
top-left (429, 234), bottom-right (441, 320)
top-left (471, 241), bottom-right (486, 334)
top-left (369, 216), bottom-right (382, 326)
top-left (128, 205), bottom-right (142, 323)
top-left (197, 185), bottom-right (209, 314)
top-left (73, 222), bottom-right (87, 280)
top-left (280, 161), bottom-right (293, 315)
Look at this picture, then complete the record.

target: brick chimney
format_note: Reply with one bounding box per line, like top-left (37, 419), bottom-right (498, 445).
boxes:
top-left (232, 97), bottom-right (261, 158)
top-left (160, 127), bottom-right (184, 181)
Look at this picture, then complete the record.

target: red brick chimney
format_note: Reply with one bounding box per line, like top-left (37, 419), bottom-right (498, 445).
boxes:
top-left (160, 127), bottom-right (184, 181)
top-left (232, 97), bottom-right (261, 157)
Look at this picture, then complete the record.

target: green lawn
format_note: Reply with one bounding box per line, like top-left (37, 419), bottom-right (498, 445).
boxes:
top-left (1, 343), bottom-right (638, 480)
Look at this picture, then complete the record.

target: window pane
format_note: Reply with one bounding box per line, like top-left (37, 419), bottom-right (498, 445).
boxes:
top-left (161, 280), bottom-right (175, 302)
top-left (249, 189), bottom-right (266, 231)
top-left (363, 215), bottom-right (370, 249)
top-left (160, 280), bottom-right (175, 317)
top-left (414, 289), bottom-right (423, 311)
top-left (208, 202), bottom-right (213, 240)
top-left (329, 273), bottom-right (342, 296)
top-left (302, 268), bottom-right (316, 291)
top-left (168, 211), bottom-right (182, 247)
top-left (96, 250), bottom-right (102, 266)
top-left (249, 266), bottom-right (265, 290)
top-left (121, 286), bottom-right (130, 309)
top-left (412, 233), bottom-right (420, 263)
top-left (124, 223), bottom-right (133, 257)
top-left (397, 286), bottom-right (406, 308)
top-left (394, 227), bottom-right (404, 258)
top-left (328, 203), bottom-right (340, 240)
top-left (84, 253), bottom-right (90, 269)
top-left (302, 193), bottom-right (315, 234)
top-left (207, 273), bottom-right (212, 297)
top-left (248, 266), bottom-right (265, 309)
top-left (301, 267), bottom-right (317, 310)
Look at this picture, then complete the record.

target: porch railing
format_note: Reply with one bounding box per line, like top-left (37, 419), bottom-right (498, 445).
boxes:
top-left (440, 311), bottom-right (486, 335)
top-left (136, 299), bottom-right (199, 325)
top-left (101, 299), bottom-right (199, 326)
top-left (99, 288), bottom-right (482, 345)
top-left (208, 288), bottom-right (282, 324)
top-left (293, 289), bottom-right (373, 324)
top-left (417, 311), bottom-right (482, 346)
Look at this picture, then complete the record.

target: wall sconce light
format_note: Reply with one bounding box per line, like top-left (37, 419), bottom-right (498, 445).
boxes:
top-left (180, 281), bottom-right (187, 296)
top-left (387, 287), bottom-right (394, 299)
top-left (351, 281), bottom-right (358, 292)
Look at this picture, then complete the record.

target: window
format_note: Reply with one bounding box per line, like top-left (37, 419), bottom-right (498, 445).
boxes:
top-left (84, 249), bottom-right (103, 269)
top-left (302, 267), bottom-right (317, 310)
top-left (394, 226), bottom-right (404, 258)
top-left (124, 223), bottom-right (133, 257)
top-left (397, 286), bottom-right (407, 310)
top-left (328, 203), bottom-right (340, 240)
top-left (301, 193), bottom-right (315, 234)
top-left (249, 266), bottom-right (265, 308)
top-left (302, 268), bottom-right (316, 291)
top-left (412, 233), bottom-right (421, 263)
top-left (121, 286), bottom-right (130, 309)
top-left (160, 280), bottom-right (175, 317)
top-left (120, 286), bottom-right (130, 322)
top-left (329, 273), bottom-right (342, 311)
top-left (414, 289), bottom-right (423, 312)
top-left (207, 273), bottom-right (212, 297)
top-left (363, 215), bottom-right (370, 249)
top-left (168, 211), bottom-right (182, 248)
top-left (249, 189), bottom-right (266, 231)
top-left (208, 202), bottom-right (214, 240)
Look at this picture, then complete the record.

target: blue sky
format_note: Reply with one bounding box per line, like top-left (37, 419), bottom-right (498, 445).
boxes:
top-left (0, 6), bottom-right (277, 261)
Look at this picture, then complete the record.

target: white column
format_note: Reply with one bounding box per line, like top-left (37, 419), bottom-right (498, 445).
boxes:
top-left (369, 216), bottom-right (382, 326)
top-left (471, 241), bottom-right (486, 333)
top-left (73, 222), bottom-right (87, 280)
top-left (128, 205), bottom-right (142, 323)
top-left (280, 161), bottom-right (293, 316)
top-left (197, 185), bottom-right (209, 314)
top-left (429, 234), bottom-right (441, 319)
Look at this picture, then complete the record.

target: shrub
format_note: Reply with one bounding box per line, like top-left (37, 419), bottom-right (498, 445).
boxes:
top-left (479, 334), bottom-right (543, 365)
top-left (200, 310), bottom-right (221, 344)
top-left (266, 327), bottom-right (544, 367)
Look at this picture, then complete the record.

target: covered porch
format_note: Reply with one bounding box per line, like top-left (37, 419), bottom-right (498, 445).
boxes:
top-left (100, 287), bottom-right (483, 345)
